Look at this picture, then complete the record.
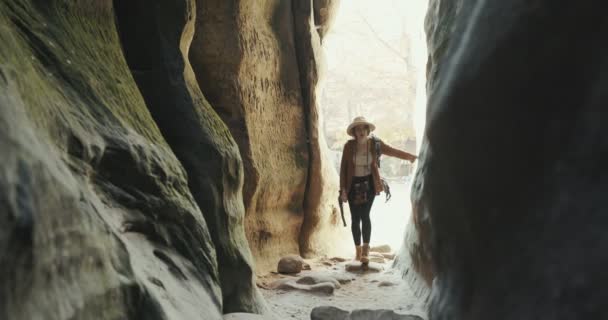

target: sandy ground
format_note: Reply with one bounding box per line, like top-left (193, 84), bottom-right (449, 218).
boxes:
top-left (258, 257), bottom-right (428, 320)
top-left (257, 181), bottom-right (425, 320)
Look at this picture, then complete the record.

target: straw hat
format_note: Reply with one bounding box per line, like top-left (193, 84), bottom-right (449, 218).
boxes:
top-left (346, 116), bottom-right (376, 136)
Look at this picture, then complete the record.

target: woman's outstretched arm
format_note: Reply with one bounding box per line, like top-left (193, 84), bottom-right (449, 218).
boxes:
top-left (380, 141), bottom-right (417, 162)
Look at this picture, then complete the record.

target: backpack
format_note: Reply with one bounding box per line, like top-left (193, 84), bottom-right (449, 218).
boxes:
top-left (370, 135), bottom-right (391, 202)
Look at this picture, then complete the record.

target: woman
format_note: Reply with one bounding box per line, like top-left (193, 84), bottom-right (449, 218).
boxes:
top-left (339, 116), bottom-right (417, 264)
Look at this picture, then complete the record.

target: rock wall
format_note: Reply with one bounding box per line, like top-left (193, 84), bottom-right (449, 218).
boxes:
top-left (189, 0), bottom-right (348, 272)
top-left (313, 0), bottom-right (341, 41)
top-left (1, 0), bottom-right (348, 318)
top-left (0, 1), bottom-right (224, 319)
top-left (0, 0), bottom-right (279, 318)
top-left (292, 0), bottom-right (351, 259)
top-left (423, 0), bottom-right (469, 96)
top-left (112, 0), bottom-right (265, 314)
top-left (397, 0), bottom-right (476, 293)
top-left (406, 1), bottom-right (608, 319)
top-left (189, 0), bottom-right (308, 274)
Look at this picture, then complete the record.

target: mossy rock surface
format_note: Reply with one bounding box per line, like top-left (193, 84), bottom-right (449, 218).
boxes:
top-left (0, 1), bottom-right (223, 319)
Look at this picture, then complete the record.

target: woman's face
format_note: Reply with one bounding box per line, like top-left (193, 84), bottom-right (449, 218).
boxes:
top-left (354, 125), bottom-right (369, 140)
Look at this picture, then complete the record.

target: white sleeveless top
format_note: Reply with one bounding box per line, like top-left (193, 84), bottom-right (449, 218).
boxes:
top-left (354, 152), bottom-right (372, 176)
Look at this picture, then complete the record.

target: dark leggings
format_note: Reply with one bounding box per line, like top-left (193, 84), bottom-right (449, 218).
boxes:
top-left (348, 175), bottom-right (375, 246)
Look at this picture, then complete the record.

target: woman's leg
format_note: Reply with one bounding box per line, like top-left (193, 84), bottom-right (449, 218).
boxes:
top-left (361, 196), bottom-right (375, 244)
top-left (348, 202), bottom-right (362, 245)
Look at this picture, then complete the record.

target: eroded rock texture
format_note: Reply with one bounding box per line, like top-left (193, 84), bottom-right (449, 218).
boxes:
top-left (190, 0), bottom-right (348, 272)
top-left (190, 0), bottom-right (308, 274)
top-left (113, 0), bottom-right (264, 314)
top-left (293, 0), bottom-right (350, 260)
top-left (396, 0), bottom-right (476, 297)
top-left (406, 1), bottom-right (608, 319)
top-left (0, 0), bottom-right (279, 318)
top-left (1, 0), bottom-right (347, 318)
top-left (313, 0), bottom-right (341, 40)
top-left (0, 1), bottom-right (223, 319)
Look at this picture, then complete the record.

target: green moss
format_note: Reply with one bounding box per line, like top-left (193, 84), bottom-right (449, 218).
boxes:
top-left (0, 0), bottom-right (166, 145)
top-left (0, 0), bottom-right (200, 220)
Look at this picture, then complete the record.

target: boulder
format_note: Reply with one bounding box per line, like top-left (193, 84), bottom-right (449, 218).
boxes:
top-left (370, 245), bottom-right (392, 253)
top-left (345, 262), bottom-right (384, 273)
top-left (296, 274), bottom-right (341, 288)
top-left (381, 253), bottom-right (396, 260)
top-left (271, 279), bottom-right (336, 295)
top-left (378, 281), bottom-right (397, 288)
top-left (369, 256), bottom-right (386, 264)
top-left (350, 309), bottom-right (423, 320)
top-left (311, 306), bottom-right (349, 320)
top-left (277, 255), bottom-right (306, 274)
top-left (223, 313), bottom-right (275, 320)
top-left (330, 257), bottom-right (348, 263)
top-left (310, 306), bottom-right (350, 320)
top-left (311, 306), bottom-right (423, 320)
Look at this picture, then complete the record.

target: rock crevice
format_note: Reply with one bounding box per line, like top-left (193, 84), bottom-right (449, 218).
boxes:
top-left (113, 0), bottom-right (264, 314)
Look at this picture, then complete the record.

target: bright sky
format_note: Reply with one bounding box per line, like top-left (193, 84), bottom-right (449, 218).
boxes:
top-left (324, 0), bottom-right (427, 63)
top-left (322, 0), bottom-right (428, 151)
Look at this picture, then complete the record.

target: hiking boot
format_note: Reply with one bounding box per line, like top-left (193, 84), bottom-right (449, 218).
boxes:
top-left (361, 243), bottom-right (370, 264)
top-left (355, 245), bottom-right (362, 261)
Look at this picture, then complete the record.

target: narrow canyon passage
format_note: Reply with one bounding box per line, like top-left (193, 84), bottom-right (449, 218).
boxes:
top-left (248, 1), bottom-right (432, 318)
top-left (3, 1), bottom-right (606, 320)
top-left (256, 182), bottom-right (428, 320)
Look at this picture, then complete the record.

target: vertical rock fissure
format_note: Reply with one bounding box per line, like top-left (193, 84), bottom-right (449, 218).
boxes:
top-left (188, 0), bottom-right (311, 273)
top-left (112, 0), bottom-right (265, 314)
top-left (290, 0), bottom-right (316, 257)
top-left (292, 0), bottom-right (347, 258)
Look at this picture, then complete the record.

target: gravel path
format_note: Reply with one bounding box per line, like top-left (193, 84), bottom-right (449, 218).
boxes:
top-left (258, 257), bottom-right (427, 320)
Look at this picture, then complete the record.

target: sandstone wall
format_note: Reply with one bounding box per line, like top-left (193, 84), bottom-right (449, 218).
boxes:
top-left (405, 1), bottom-right (608, 319)
top-left (1, 0), bottom-right (350, 318)
top-left (0, 0), bottom-right (269, 318)
top-left (313, 0), bottom-right (341, 40)
top-left (190, 0), bottom-right (348, 272)
top-left (293, 0), bottom-right (351, 259)
top-left (113, 0), bottom-right (264, 314)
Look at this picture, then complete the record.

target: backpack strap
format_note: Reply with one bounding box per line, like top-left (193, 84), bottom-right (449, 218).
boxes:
top-left (371, 135), bottom-right (392, 202)
top-left (371, 135), bottom-right (382, 168)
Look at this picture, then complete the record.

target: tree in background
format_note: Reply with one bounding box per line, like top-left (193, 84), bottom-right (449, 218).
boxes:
top-left (320, 0), bottom-right (425, 178)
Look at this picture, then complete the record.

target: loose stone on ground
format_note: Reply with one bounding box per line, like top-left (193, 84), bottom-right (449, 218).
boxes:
top-left (370, 244), bottom-right (392, 253)
top-left (259, 255), bottom-right (427, 320)
top-left (345, 261), bottom-right (384, 273)
top-left (311, 306), bottom-right (424, 320)
top-left (277, 255), bottom-right (310, 274)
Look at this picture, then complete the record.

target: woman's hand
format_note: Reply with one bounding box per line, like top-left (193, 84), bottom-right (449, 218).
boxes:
top-left (340, 190), bottom-right (348, 203)
top-left (409, 154), bottom-right (418, 163)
